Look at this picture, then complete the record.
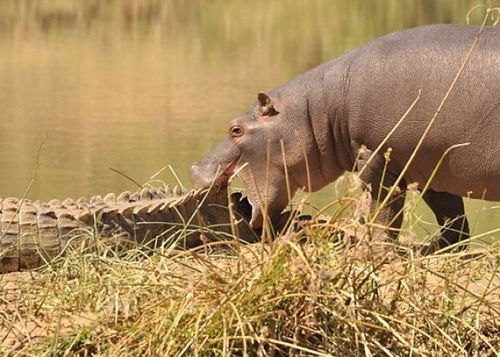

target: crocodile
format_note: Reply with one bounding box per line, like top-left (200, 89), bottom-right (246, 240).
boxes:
top-left (0, 186), bottom-right (264, 273)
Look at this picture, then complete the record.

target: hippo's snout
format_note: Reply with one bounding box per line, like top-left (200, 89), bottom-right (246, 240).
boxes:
top-left (190, 162), bottom-right (219, 189)
top-left (189, 138), bottom-right (241, 190)
top-left (190, 161), bottom-right (238, 190)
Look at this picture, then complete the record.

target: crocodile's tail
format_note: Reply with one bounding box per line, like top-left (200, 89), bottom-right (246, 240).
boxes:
top-left (0, 186), bottom-right (244, 273)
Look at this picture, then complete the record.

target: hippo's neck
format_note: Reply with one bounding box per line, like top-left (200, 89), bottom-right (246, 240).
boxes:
top-left (272, 52), bottom-right (357, 189)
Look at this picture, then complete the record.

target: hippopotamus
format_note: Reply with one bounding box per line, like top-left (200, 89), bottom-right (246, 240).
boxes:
top-left (190, 24), bottom-right (500, 251)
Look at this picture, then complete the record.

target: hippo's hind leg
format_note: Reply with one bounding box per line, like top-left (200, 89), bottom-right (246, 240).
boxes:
top-left (356, 147), bottom-right (407, 240)
top-left (422, 190), bottom-right (470, 254)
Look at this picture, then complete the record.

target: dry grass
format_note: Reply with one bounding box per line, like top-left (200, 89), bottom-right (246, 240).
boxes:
top-left (0, 190), bottom-right (498, 356)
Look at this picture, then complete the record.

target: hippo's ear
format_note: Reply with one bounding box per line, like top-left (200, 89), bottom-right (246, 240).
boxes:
top-left (257, 92), bottom-right (279, 116)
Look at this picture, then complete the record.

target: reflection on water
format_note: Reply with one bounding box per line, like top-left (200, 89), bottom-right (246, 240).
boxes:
top-left (0, 0), bottom-right (497, 240)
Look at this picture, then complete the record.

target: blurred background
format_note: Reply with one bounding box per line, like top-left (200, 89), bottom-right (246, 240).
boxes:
top-left (0, 0), bottom-right (497, 239)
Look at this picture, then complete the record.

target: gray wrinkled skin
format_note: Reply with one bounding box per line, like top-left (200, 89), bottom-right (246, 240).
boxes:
top-left (190, 24), bottom-right (500, 251)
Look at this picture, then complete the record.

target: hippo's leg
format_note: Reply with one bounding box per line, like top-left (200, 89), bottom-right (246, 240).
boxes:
top-left (421, 190), bottom-right (470, 253)
top-left (356, 147), bottom-right (406, 239)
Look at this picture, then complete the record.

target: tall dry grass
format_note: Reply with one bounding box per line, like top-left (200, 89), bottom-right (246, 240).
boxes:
top-left (0, 186), bottom-right (498, 356)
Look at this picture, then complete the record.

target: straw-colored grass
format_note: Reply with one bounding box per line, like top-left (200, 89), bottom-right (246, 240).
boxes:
top-left (1, 188), bottom-right (498, 356)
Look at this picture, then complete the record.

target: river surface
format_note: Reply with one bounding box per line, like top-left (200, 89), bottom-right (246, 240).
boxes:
top-left (0, 0), bottom-right (498, 241)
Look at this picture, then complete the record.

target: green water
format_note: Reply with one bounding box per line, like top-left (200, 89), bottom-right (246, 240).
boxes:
top-left (0, 0), bottom-right (498, 241)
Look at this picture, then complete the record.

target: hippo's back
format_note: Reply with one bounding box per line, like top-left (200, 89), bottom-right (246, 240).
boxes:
top-left (345, 24), bottom-right (500, 200)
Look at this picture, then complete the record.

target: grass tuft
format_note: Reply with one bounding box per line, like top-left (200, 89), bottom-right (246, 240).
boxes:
top-left (1, 191), bottom-right (498, 356)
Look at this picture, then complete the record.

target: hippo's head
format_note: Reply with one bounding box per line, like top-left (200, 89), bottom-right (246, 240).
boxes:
top-left (190, 92), bottom-right (324, 228)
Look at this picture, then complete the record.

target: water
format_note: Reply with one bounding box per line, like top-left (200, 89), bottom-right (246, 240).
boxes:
top-left (0, 0), bottom-right (498, 240)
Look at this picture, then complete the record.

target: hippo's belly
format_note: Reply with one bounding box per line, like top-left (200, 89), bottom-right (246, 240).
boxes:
top-left (402, 144), bottom-right (500, 201)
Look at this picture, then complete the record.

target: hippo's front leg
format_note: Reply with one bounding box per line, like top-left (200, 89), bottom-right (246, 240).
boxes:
top-left (356, 147), bottom-right (407, 239)
top-left (421, 190), bottom-right (470, 254)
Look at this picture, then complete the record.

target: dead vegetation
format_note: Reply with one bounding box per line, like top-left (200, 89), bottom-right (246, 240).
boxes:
top-left (0, 188), bottom-right (498, 356)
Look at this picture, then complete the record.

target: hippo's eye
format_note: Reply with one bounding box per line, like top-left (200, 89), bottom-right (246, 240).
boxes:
top-left (230, 125), bottom-right (244, 138)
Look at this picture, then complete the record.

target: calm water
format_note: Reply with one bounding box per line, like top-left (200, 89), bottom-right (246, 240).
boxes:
top-left (0, 0), bottom-right (498, 240)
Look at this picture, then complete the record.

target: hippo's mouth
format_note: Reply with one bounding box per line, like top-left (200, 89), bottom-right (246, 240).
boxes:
top-left (215, 162), bottom-right (238, 188)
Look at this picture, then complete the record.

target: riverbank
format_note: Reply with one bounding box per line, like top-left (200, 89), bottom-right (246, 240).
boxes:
top-left (1, 199), bottom-right (498, 356)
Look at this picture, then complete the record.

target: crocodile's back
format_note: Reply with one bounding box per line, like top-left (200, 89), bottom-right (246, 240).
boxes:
top-left (0, 187), bottom-right (238, 273)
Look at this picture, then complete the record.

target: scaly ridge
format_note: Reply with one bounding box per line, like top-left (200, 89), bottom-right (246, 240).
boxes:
top-left (0, 187), bottom-right (242, 273)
